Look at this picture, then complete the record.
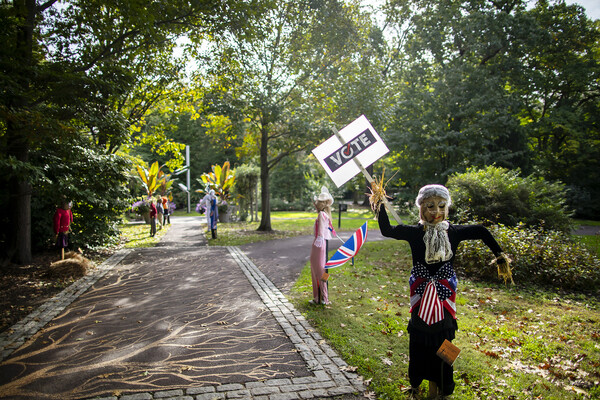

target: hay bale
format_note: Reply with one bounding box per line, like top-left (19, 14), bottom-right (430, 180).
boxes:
top-left (49, 252), bottom-right (94, 279)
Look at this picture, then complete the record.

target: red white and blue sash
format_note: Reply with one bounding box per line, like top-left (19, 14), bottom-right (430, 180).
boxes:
top-left (409, 261), bottom-right (457, 325)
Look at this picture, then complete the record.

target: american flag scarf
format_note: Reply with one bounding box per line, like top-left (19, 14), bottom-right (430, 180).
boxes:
top-left (409, 261), bottom-right (457, 325)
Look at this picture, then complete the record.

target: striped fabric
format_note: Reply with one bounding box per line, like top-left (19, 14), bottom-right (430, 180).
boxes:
top-left (409, 261), bottom-right (457, 325)
top-left (418, 280), bottom-right (445, 325)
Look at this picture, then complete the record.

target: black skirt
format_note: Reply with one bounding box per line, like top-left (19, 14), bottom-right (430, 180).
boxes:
top-left (55, 232), bottom-right (69, 249)
top-left (407, 308), bottom-right (457, 395)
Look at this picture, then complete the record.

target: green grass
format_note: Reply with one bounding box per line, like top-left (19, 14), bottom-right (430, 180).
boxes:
top-left (287, 240), bottom-right (600, 400)
top-left (206, 208), bottom-right (385, 246)
top-left (572, 219), bottom-right (600, 256)
top-left (118, 222), bottom-right (171, 248)
top-left (171, 209), bottom-right (204, 217)
top-left (574, 219), bottom-right (600, 227)
top-left (271, 209), bottom-right (374, 220)
top-left (574, 235), bottom-right (600, 257)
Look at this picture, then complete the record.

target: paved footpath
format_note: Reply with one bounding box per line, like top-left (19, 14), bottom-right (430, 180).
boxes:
top-left (0, 217), bottom-right (367, 400)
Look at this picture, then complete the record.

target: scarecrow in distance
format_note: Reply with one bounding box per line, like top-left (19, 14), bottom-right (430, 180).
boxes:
top-left (53, 199), bottom-right (73, 260)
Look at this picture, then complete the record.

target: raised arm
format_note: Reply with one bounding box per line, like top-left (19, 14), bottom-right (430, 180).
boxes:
top-left (377, 206), bottom-right (412, 240)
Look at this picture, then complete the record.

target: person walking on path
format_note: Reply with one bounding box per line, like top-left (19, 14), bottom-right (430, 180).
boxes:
top-left (162, 196), bottom-right (171, 225)
top-left (149, 198), bottom-right (157, 237)
top-left (53, 199), bottom-right (73, 260)
top-left (375, 184), bottom-right (511, 398)
top-left (156, 196), bottom-right (164, 230)
top-left (309, 187), bottom-right (335, 305)
top-left (207, 190), bottom-right (219, 239)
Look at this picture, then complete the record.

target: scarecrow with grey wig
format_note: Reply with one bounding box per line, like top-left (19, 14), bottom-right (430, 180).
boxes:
top-left (374, 184), bottom-right (511, 399)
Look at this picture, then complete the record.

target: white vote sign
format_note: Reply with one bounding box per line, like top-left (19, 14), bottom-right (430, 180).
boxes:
top-left (312, 115), bottom-right (389, 187)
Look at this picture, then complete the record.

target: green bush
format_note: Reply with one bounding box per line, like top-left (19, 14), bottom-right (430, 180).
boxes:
top-left (566, 185), bottom-right (600, 220)
top-left (269, 198), bottom-right (312, 211)
top-left (454, 224), bottom-right (600, 292)
top-left (232, 163), bottom-right (260, 219)
top-left (29, 143), bottom-right (131, 252)
top-left (447, 166), bottom-right (573, 233)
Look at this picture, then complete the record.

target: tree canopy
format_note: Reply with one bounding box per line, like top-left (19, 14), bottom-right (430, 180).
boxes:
top-left (1, 0), bottom-right (599, 264)
top-left (0, 0), bottom-right (267, 263)
top-left (193, 0), bottom-right (372, 230)
top-left (376, 0), bottom-right (599, 217)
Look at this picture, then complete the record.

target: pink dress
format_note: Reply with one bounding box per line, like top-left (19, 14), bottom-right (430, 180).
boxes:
top-left (310, 211), bottom-right (333, 304)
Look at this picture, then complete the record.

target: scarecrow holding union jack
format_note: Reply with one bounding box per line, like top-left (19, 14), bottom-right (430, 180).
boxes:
top-left (374, 184), bottom-right (511, 399)
top-left (309, 187), bottom-right (336, 305)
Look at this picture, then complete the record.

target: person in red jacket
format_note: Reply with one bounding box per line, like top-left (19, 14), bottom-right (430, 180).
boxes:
top-left (149, 198), bottom-right (157, 237)
top-left (53, 200), bottom-right (73, 260)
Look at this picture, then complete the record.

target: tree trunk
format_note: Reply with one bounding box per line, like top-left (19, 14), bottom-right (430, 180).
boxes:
top-left (6, 132), bottom-right (33, 264)
top-left (13, 172), bottom-right (32, 265)
top-left (254, 182), bottom-right (259, 222)
top-left (257, 127), bottom-right (272, 231)
top-left (8, 0), bottom-right (36, 265)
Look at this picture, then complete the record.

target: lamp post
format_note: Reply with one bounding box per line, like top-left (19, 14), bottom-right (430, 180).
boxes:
top-left (186, 146), bottom-right (190, 213)
top-left (173, 145), bottom-right (191, 213)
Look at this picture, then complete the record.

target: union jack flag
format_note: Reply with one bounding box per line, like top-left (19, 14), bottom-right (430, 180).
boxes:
top-left (325, 222), bottom-right (368, 268)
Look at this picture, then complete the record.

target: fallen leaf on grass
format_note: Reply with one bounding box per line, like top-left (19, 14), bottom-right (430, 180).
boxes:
top-left (381, 357), bottom-right (393, 366)
top-left (481, 349), bottom-right (500, 358)
top-left (566, 385), bottom-right (589, 396)
top-left (364, 391), bottom-right (377, 399)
